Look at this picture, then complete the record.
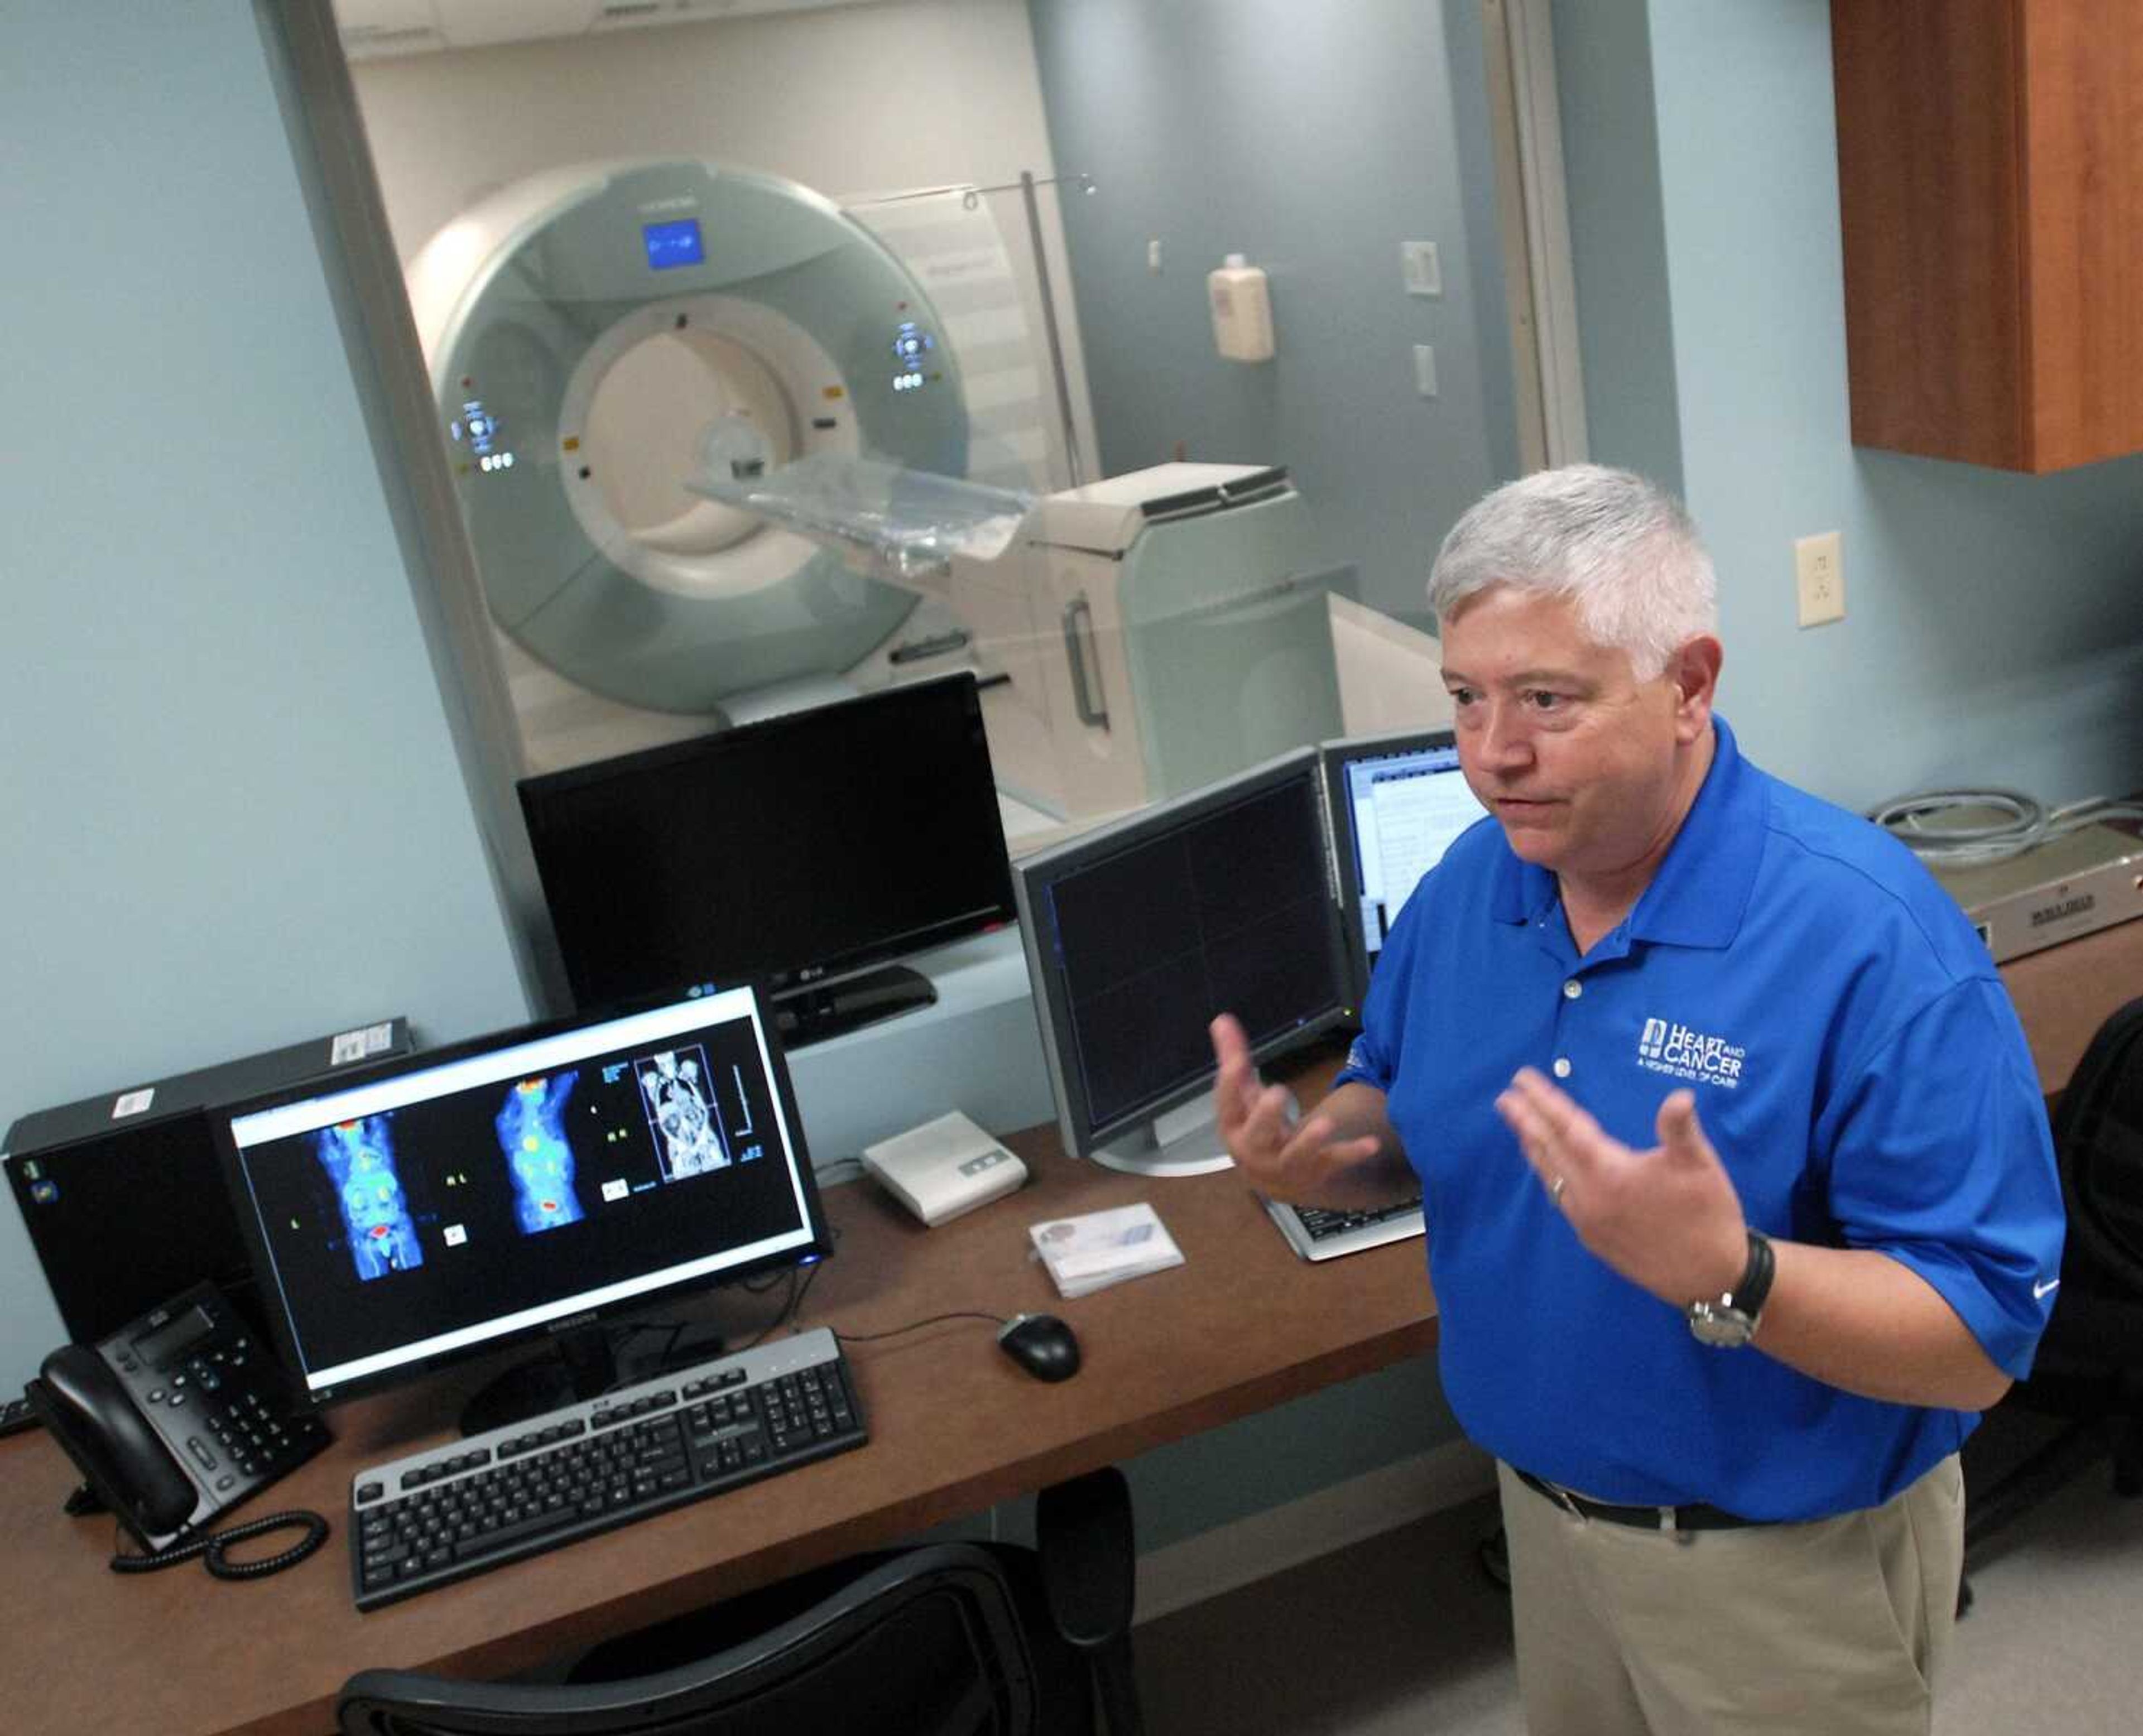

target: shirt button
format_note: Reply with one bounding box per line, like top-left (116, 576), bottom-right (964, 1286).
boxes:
top-left (1563, 980), bottom-right (1582, 1000)
top-left (1552, 1057), bottom-right (1572, 1079)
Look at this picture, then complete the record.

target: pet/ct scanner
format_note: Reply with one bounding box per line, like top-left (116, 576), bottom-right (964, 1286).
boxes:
top-left (409, 158), bottom-right (1342, 814)
top-left (406, 158), bottom-right (963, 714)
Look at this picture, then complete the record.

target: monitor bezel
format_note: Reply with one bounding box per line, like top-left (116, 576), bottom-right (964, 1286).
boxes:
top-left (209, 984), bottom-right (831, 1412)
top-left (515, 670), bottom-right (1018, 1016)
top-left (1012, 746), bottom-right (1352, 1164)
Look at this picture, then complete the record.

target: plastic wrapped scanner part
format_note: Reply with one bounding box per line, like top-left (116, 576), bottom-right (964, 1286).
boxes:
top-left (691, 450), bottom-right (1034, 590)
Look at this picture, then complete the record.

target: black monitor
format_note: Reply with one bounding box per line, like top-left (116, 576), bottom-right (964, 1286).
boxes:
top-left (1321, 728), bottom-right (1487, 1014)
top-left (516, 672), bottom-right (1016, 1046)
top-left (1012, 748), bottom-right (1352, 1176)
top-left (213, 985), bottom-right (828, 1434)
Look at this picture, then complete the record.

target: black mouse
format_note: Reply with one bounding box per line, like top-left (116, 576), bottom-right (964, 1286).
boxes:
top-left (998, 1312), bottom-right (1082, 1382)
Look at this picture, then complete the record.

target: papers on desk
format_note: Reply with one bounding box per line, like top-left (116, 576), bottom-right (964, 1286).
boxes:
top-left (1029, 1203), bottom-right (1184, 1299)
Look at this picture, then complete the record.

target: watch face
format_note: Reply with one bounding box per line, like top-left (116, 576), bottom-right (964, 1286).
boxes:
top-left (1688, 1303), bottom-right (1756, 1348)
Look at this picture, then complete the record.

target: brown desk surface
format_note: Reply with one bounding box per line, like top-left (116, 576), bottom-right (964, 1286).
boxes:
top-left (0, 1104), bottom-right (1433, 1736)
top-left (3, 920), bottom-right (2131, 1735)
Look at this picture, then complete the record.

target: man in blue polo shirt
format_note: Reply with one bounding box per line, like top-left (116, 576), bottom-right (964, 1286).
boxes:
top-left (1210, 465), bottom-right (2063, 1735)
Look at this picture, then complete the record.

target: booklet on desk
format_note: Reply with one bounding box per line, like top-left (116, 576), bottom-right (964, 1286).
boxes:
top-left (1029, 1203), bottom-right (1185, 1299)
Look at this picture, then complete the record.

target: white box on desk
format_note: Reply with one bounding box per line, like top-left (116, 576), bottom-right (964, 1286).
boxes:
top-left (861, 1109), bottom-right (1029, 1227)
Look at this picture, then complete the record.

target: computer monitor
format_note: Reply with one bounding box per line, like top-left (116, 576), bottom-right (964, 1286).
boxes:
top-left (516, 672), bottom-right (1016, 1046)
top-left (213, 985), bottom-right (828, 1435)
top-left (1013, 748), bottom-right (1352, 1177)
top-left (1322, 728), bottom-right (1487, 1014)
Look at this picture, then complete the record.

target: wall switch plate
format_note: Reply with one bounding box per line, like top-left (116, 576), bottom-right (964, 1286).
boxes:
top-left (1412, 343), bottom-right (1439, 398)
top-left (1795, 531), bottom-right (1844, 627)
top-left (1401, 240), bottom-right (1442, 296)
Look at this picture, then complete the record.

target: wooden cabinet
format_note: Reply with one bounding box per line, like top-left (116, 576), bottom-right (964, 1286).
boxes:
top-left (1831, 0), bottom-right (2143, 472)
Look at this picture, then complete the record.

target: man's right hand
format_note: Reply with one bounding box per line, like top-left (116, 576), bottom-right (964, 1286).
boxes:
top-left (1209, 1013), bottom-right (1399, 1204)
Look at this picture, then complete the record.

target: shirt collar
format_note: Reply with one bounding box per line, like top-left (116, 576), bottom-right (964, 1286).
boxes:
top-left (1488, 716), bottom-right (1764, 951)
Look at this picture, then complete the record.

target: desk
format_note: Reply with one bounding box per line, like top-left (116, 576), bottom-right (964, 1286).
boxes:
top-left (0, 1093), bottom-right (1433, 1736)
top-left (3, 922), bottom-right (2133, 1735)
top-left (1999, 916), bottom-right (2143, 1103)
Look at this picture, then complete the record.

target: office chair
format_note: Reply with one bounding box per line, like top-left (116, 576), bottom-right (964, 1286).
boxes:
top-left (338, 1468), bottom-right (1145, 1736)
top-left (1963, 996), bottom-right (2143, 1582)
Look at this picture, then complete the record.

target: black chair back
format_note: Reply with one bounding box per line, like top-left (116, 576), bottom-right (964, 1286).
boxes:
top-left (337, 1543), bottom-right (1041, 1735)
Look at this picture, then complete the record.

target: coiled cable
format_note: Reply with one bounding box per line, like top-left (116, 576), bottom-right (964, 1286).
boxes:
top-left (1867, 789), bottom-right (2143, 868)
top-left (109, 1509), bottom-right (330, 1581)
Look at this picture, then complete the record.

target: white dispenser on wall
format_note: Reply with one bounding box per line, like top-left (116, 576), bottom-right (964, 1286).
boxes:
top-left (1208, 253), bottom-right (1275, 362)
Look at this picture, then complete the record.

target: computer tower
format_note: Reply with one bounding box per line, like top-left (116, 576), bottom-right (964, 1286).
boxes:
top-left (3, 1017), bottom-right (414, 1344)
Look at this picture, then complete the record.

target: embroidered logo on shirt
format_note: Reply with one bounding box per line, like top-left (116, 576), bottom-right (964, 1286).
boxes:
top-left (2034, 1277), bottom-right (2061, 1301)
top-left (1635, 1016), bottom-right (1747, 1089)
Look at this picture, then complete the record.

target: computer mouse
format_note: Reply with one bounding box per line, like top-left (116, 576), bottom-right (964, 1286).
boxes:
top-left (997, 1312), bottom-right (1082, 1382)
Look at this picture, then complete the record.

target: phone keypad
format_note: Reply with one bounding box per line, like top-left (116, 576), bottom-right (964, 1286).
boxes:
top-left (206, 1388), bottom-right (308, 1481)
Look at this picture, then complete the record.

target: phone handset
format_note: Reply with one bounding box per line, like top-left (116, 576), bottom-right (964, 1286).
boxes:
top-left (24, 1280), bottom-right (333, 1580)
top-left (32, 1344), bottom-right (198, 1539)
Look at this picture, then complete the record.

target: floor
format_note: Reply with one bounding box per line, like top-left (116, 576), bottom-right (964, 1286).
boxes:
top-left (1131, 1422), bottom-right (2143, 1734)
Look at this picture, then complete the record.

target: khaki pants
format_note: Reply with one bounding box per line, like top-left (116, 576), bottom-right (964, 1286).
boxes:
top-left (1498, 1454), bottom-right (1964, 1736)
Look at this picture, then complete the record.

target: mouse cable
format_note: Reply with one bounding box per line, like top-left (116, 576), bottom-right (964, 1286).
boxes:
top-left (830, 1310), bottom-right (1009, 1345)
top-left (108, 1508), bottom-right (330, 1581)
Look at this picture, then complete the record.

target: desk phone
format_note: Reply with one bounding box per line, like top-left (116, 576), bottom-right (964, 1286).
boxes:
top-left (28, 1280), bottom-right (328, 1552)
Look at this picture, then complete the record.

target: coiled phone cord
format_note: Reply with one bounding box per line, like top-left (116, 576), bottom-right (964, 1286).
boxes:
top-left (109, 1509), bottom-right (330, 1581)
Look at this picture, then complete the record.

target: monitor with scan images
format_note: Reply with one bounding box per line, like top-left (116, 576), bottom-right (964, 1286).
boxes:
top-left (213, 985), bottom-right (827, 1434)
top-left (1013, 747), bottom-right (1352, 1177)
top-left (515, 672), bottom-right (1015, 1047)
top-left (1321, 727), bottom-right (1488, 1015)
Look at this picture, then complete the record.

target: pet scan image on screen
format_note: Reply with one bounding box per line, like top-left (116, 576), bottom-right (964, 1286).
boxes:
top-left (222, 989), bottom-right (815, 1401)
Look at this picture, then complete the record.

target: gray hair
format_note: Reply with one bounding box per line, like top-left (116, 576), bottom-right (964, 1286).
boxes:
top-left (1426, 465), bottom-right (1718, 680)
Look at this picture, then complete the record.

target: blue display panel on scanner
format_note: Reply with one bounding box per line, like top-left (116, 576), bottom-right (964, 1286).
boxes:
top-left (642, 217), bottom-right (705, 270)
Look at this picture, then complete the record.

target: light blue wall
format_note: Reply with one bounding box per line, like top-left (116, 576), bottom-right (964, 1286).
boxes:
top-left (1557, 0), bottom-right (2143, 810)
top-left (0, 1), bottom-right (527, 1388)
top-left (1026, 0), bottom-right (1522, 622)
top-left (1548, 0), bottom-right (1680, 493)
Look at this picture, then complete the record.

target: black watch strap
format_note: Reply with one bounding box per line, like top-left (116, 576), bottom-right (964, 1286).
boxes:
top-left (1730, 1229), bottom-right (1775, 1320)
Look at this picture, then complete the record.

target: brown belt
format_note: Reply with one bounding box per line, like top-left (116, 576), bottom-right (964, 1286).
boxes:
top-left (1515, 1466), bottom-right (1770, 1533)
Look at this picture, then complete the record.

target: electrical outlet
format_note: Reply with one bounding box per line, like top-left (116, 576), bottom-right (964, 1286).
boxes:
top-left (1794, 531), bottom-right (1844, 627)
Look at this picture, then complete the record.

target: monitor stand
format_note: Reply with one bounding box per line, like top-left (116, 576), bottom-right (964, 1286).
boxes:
top-left (458, 1316), bottom-right (733, 1438)
top-left (773, 966), bottom-right (936, 1049)
top-left (459, 1323), bottom-right (621, 1439)
top-left (1090, 1096), bottom-right (1238, 1179)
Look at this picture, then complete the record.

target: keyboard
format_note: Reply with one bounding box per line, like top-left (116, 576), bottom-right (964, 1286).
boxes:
top-left (348, 1328), bottom-right (865, 1610)
top-left (1261, 1192), bottom-right (1425, 1262)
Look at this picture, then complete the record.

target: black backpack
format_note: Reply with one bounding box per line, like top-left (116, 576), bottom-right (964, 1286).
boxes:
top-left (1968, 994), bottom-right (2143, 1562)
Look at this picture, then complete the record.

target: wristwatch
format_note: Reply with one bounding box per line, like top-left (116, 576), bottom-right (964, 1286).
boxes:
top-left (1686, 1230), bottom-right (1775, 1348)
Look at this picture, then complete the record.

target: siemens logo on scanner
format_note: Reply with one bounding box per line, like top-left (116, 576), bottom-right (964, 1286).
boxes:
top-left (1636, 1017), bottom-right (1747, 1089)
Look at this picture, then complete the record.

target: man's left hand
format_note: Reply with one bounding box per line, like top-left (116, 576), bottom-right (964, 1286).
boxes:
top-left (1495, 1069), bottom-right (1750, 1307)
